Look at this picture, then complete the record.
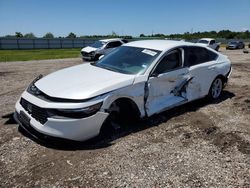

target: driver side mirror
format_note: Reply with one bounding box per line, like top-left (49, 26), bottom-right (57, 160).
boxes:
top-left (150, 72), bottom-right (159, 77)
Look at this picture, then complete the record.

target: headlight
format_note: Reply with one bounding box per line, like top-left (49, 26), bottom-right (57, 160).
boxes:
top-left (27, 75), bottom-right (43, 95)
top-left (89, 51), bottom-right (95, 56)
top-left (48, 102), bottom-right (103, 119)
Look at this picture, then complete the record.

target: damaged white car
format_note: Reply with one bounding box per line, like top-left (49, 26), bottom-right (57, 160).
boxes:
top-left (81, 38), bottom-right (128, 61)
top-left (14, 40), bottom-right (231, 141)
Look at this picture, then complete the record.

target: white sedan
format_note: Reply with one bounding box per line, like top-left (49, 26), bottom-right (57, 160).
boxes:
top-left (14, 40), bottom-right (231, 141)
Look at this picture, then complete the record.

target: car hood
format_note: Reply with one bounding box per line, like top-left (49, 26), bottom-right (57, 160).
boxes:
top-left (35, 63), bottom-right (135, 100)
top-left (81, 46), bottom-right (98, 53)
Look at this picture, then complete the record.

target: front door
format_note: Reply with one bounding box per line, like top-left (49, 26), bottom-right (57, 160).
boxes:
top-left (145, 48), bottom-right (190, 116)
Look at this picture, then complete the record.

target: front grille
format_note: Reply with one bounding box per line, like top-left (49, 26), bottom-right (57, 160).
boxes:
top-left (20, 98), bottom-right (48, 124)
top-left (81, 51), bottom-right (89, 56)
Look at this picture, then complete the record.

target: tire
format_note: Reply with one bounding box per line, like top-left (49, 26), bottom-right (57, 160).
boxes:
top-left (215, 46), bottom-right (219, 51)
top-left (93, 54), bottom-right (101, 61)
top-left (208, 77), bottom-right (223, 100)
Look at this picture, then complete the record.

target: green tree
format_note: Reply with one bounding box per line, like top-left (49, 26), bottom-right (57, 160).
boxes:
top-left (66, 32), bottom-right (76, 38)
top-left (15, 32), bottom-right (23, 38)
top-left (111, 31), bottom-right (117, 37)
top-left (140, 34), bottom-right (145, 37)
top-left (24, 33), bottom-right (36, 38)
top-left (5, 35), bottom-right (15, 38)
top-left (43, 32), bottom-right (54, 38)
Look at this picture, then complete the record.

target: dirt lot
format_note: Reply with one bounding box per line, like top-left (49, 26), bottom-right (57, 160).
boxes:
top-left (0, 49), bottom-right (250, 187)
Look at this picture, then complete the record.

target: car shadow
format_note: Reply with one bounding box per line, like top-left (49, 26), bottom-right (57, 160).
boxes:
top-left (2, 90), bottom-right (235, 151)
top-left (2, 112), bottom-right (16, 125)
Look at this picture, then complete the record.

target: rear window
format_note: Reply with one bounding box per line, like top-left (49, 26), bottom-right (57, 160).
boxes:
top-left (122, 39), bottom-right (129, 43)
top-left (197, 40), bottom-right (209, 44)
top-left (107, 41), bottom-right (122, 48)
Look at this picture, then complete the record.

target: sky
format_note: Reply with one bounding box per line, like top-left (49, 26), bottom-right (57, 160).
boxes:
top-left (0, 0), bottom-right (250, 37)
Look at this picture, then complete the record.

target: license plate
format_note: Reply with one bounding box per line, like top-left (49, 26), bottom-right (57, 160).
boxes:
top-left (19, 111), bottom-right (31, 126)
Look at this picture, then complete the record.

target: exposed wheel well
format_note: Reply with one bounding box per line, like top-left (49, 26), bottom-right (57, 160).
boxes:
top-left (99, 98), bottom-right (141, 137)
top-left (108, 98), bottom-right (141, 119)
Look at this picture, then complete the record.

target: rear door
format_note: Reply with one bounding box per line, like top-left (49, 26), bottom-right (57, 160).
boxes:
top-left (145, 48), bottom-right (190, 116)
top-left (183, 46), bottom-right (219, 101)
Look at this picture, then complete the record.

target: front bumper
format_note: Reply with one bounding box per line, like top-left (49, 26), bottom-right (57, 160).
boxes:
top-left (226, 46), bottom-right (237, 49)
top-left (82, 56), bottom-right (93, 60)
top-left (15, 94), bottom-right (109, 141)
top-left (81, 51), bottom-right (95, 60)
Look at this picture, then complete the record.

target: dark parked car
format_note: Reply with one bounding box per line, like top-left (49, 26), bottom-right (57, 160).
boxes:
top-left (226, 41), bottom-right (245, 50)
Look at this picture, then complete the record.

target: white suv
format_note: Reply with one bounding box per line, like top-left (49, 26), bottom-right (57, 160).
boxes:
top-left (81, 38), bottom-right (128, 61)
top-left (197, 38), bottom-right (220, 51)
top-left (15, 40), bottom-right (231, 141)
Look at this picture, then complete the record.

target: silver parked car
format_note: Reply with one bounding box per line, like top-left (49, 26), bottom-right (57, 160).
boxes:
top-left (226, 41), bottom-right (245, 50)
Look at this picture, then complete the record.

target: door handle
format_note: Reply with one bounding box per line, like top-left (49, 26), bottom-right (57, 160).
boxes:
top-left (180, 73), bottom-right (187, 76)
top-left (208, 66), bottom-right (216, 70)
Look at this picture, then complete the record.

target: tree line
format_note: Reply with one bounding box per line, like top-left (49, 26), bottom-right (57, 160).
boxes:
top-left (140, 30), bottom-right (250, 40)
top-left (3, 31), bottom-right (132, 39)
top-left (2, 30), bottom-right (250, 39)
top-left (4, 32), bottom-right (77, 39)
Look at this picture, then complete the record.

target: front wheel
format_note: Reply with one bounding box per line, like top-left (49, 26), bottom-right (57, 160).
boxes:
top-left (93, 54), bottom-right (101, 61)
top-left (208, 77), bottom-right (223, 99)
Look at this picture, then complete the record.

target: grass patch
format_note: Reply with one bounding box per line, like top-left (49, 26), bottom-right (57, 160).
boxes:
top-left (0, 49), bottom-right (81, 62)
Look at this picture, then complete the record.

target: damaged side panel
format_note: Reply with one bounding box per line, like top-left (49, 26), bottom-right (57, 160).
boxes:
top-left (101, 82), bottom-right (146, 118)
top-left (145, 68), bottom-right (190, 116)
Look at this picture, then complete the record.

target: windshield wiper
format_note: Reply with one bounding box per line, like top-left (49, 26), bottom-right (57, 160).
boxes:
top-left (94, 64), bottom-right (117, 72)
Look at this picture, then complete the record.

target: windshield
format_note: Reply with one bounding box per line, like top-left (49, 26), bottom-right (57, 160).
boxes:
top-left (197, 40), bottom-right (209, 44)
top-left (93, 46), bottom-right (161, 75)
top-left (90, 41), bottom-right (106, 48)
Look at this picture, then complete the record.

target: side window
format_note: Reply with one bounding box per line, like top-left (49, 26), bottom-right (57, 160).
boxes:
top-left (184, 47), bottom-right (199, 67)
top-left (184, 47), bottom-right (218, 67)
top-left (207, 50), bottom-right (218, 61)
top-left (154, 49), bottom-right (182, 75)
top-left (210, 40), bottom-right (215, 45)
top-left (106, 41), bottom-right (122, 48)
top-left (122, 39), bottom-right (128, 43)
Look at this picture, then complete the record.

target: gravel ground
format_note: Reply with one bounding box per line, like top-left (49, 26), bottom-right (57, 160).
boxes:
top-left (0, 49), bottom-right (250, 187)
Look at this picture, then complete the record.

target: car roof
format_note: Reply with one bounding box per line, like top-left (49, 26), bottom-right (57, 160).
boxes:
top-left (199, 38), bottom-right (214, 41)
top-left (123, 40), bottom-right (196, 51)
top-left (99, 38), bottom-right (122, 42)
